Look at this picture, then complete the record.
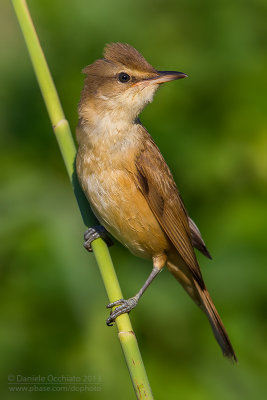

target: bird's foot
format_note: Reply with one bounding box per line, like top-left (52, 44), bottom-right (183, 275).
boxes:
top-left (83, 225), bottom-right (114, 252)
top-left (106, 297), bottom-right (139, 326)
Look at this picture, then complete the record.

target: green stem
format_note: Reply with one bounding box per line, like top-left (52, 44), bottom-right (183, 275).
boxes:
top-left (12, 1), bottom-right (154, 399)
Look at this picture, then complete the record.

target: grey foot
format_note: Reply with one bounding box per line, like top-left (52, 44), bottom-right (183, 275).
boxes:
top-left (106, 297), bottom-right (138, 326)
top-left (83, 226), bottom-right (114, 252)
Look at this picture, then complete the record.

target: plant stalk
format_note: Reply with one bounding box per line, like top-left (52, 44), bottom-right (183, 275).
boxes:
top-left (12, 1), bottom-right (154, 398)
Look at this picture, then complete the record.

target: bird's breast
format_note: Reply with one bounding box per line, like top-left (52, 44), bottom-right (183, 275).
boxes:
top-left (76, 143), bottom-right (170, 259)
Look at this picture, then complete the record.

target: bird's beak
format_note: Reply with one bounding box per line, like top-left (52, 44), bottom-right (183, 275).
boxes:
top-left (151, 70), bottom-right (188, 84)
top-left (133, 71), bottom-right (187, 87)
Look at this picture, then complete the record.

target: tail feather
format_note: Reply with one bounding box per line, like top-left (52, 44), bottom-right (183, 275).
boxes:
top-left (194, 281), bottom-right (237, 362)
top-left (167, 259), bottom-right (237, 361)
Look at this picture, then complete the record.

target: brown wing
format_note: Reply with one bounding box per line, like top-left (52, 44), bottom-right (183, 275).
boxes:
top-left (135, 134), bottom-right (204, 288)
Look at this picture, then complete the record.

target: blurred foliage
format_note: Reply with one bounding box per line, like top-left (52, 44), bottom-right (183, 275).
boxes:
top-left (1, 0), bottom-right (267, 399)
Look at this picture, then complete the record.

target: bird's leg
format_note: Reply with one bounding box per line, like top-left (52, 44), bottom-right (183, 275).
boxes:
top-left (83, 226), bottom-right (114, 252)
top-left (106, 266), bottom-right (162, 326)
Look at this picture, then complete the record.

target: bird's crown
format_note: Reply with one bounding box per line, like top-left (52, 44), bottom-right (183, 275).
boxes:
top-left (103, 42), bottom-right (156, 73)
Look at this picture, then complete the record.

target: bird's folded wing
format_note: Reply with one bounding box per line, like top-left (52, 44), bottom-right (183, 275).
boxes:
top-left (135, 136), bottom-right (204, 287)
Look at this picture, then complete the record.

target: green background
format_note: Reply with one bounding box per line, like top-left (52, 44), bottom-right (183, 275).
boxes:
top-left (1, 0), bottom-right (267, 399)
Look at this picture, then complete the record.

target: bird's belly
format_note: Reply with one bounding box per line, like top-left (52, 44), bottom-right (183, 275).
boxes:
top-left (85, 169), bottom-right (170, 259)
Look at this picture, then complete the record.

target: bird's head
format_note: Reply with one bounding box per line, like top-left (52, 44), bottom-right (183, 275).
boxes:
top-left (80, 43), bottom-right (187, 121)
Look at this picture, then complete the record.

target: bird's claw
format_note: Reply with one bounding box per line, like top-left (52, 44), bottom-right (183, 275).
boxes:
top-left (106, 297), bottom-right (138, 326)
top-left (83, 225), bottom-right (113, 252)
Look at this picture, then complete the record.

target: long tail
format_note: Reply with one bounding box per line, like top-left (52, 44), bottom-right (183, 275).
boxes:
top-left (167, 259), bottom-right (237, 362)
top-left (194, 281), bottom-right (237, 361)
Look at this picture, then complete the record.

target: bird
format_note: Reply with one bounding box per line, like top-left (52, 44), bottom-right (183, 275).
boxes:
top-left (76, 42), bottom-right (236, 361)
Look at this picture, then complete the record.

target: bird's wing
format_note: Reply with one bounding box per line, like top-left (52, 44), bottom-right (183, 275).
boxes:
top-left (188, 217), bottom-right (212, 259)
top-left (135, 134), bottom-right (204, 287)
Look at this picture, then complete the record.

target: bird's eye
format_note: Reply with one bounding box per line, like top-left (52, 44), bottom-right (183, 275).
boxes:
top-left (118, 72), bottom-right (131, 83)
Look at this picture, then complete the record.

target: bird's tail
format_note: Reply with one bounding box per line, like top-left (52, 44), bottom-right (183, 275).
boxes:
top-left (194, 281), bottom-right (237, 362)
top-left (167, 258), bottom-right (237, 362)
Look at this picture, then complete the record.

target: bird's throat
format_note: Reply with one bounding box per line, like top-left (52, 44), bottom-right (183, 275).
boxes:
top-left (77, 107), bottom-right (143, 154)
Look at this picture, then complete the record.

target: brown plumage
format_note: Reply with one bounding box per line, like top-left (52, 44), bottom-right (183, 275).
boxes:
top-left (104, 42), bottom-right (156, 73)
top-left (76, 42), bottom-right (236, 361)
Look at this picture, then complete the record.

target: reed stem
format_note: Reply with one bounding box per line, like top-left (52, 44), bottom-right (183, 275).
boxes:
top-left (12, 1), bottom-right (154, 398)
